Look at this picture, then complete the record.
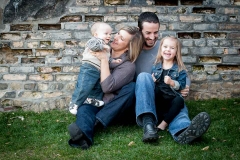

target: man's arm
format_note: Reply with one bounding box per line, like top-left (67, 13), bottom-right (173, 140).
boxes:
top-left (180, 85), bottom-right (189, 97)
top-left (180, 77), bottom-right (190, 97)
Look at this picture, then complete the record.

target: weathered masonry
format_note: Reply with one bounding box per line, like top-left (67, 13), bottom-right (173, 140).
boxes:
top-left (0, 0), bottom-right (240, 112)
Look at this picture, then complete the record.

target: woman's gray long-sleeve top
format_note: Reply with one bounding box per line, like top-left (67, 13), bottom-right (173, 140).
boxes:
top-left (100, 52), bottom-right (135, 104)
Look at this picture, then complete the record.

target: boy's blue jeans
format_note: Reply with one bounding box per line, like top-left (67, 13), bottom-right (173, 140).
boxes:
top-left (71, 63), bottom-right (103, 106)
top-left (75, 82), bottom-right (135, 144)
top-left (135, 73), bottom-right (191, 141)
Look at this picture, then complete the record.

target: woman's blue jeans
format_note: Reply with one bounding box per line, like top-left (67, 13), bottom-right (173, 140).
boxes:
top-left (75, 82), bottom-right (135, 144)
top-left (135, 73), bottom-right (191, 141)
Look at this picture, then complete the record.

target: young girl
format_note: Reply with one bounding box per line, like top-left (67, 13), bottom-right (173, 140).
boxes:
top-left (151, 36), bottom-right (187, 131)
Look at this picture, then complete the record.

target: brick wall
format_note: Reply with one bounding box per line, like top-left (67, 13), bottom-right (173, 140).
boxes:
top-left (0, 0), bottom-right (240, 112)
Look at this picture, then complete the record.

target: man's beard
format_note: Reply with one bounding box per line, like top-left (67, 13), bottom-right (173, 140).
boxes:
top-left (144, 39), bottom-right (157, 48)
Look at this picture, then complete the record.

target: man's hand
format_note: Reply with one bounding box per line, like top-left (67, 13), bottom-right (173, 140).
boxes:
top-left (180, 85), bottom-right (189, 97)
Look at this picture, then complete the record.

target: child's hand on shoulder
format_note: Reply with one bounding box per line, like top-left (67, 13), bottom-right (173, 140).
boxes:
top-left (111, 59), bottom-right (122, 64)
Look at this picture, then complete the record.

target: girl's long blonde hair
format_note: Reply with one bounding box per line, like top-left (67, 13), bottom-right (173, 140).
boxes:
top-left (155, 36), bottom-right (186, 72)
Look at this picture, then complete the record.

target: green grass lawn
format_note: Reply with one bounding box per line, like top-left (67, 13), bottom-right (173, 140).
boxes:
top-left (0, 98), bottom-right (240, 160)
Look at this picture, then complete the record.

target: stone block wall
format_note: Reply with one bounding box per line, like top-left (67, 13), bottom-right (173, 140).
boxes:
top-left (0, 0), bottom-right (240, 112)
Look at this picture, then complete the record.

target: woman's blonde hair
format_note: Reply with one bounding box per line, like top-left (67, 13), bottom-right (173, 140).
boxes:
top-left (119, 26), bottom-right (144, 62)
top-left (155, 36), bottom-right (186, 72)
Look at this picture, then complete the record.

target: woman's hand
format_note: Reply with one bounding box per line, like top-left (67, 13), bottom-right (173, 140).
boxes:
top-left (89, 49), bottom-right (110, 82)
top-left (90, 49), bottom-right (109, 61)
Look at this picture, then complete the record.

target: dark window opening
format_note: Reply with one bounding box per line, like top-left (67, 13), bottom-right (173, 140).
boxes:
top-left (85, 16), bottom-right (104, 22)
top-left (178, 32), bottom-right (201, 39)
top-left (10, 24), bottom-right (33, 31)
top-left (60, 15), bottom-right (82, 22)
top-left (192, 7), bottom-right (215, 14)
top-left (155, 0), bottom-right (178, 6)
top-left (38, 24), bottom-right (61, 30)
top-left (233, 0), bottom-right (240, 5)
top-left (180, 0), bottom-right (202, 5)
top-left (204, 32), bottom-right (227, 39)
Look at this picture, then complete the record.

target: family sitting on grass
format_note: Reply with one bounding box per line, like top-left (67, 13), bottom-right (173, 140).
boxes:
top-left (67, 12), bottom-right (211, 150)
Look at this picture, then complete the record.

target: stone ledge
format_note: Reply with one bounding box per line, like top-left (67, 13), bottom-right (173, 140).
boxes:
top-left (0, 97), bottom-right (70, 112)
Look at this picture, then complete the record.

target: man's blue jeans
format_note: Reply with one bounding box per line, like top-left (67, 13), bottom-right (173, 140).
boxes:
top-left (71, 63), bottom-right (103, 106)
top-left (135, 73), bottom-right (191, 141)
top-left (75, 82), bottom-right (135, 144)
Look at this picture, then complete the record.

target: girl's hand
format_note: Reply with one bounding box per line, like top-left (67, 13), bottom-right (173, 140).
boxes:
top-left (152, 73), bottom-right (156, 82)
top-left (164, 76), bottom-right (172, 85)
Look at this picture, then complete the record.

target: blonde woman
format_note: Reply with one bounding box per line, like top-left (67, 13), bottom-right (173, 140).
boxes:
top-left (68, 26), bottom-right (144, 149)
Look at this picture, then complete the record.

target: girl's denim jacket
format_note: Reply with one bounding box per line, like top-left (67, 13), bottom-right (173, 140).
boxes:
top-left (152, 62), bottom-right (187, 96)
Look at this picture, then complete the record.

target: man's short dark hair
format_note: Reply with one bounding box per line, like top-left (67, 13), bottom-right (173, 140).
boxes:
top-left (138, 12), bottom-right (160, 31)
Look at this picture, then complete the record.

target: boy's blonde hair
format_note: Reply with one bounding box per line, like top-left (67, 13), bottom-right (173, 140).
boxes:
top-left (155, 36), bottom-right (186, 72)
top-left (90, 22), bottom-right (111, 36)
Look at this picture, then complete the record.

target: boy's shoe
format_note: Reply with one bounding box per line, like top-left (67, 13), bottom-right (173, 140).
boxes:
top-left (142, 123), bottom-right (159, 143)
top-left (84, 98), bottom-right (104, 107)
top-left (69, 102), bottom-right (78, 115)
top-left (177, 112), bottom-right (211, 144)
